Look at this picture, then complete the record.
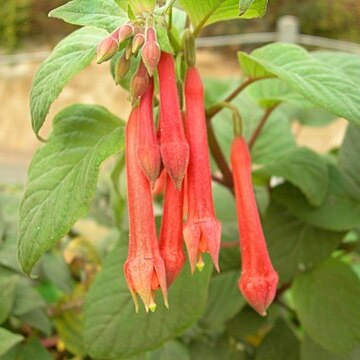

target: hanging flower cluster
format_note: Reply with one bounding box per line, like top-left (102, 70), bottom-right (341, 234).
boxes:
top-left (96, 22), bottom-right (278, 316)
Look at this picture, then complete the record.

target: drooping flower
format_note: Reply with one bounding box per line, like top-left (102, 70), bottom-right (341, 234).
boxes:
top-left (183, 66), bottom-right (221, 272)
top-left (124, 107), bottom-right (168, 313)
top-left (159, 174), bottom-right (186, 286)
top-left (136, 78), bottom-right (161, 186)
top-left (231, 136), bottom-right (279, 316)
top-left (157, 52), bottom-right (189, 190)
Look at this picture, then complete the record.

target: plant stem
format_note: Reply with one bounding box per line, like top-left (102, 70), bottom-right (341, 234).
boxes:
top-left (221, 241), bottom-right (239, 249)
top-left (206, 78), bottom-right (256, 119)
top-left (207, 122), bottom-right (234, 189)
top-left (248, 106), bottom-right (277, 149)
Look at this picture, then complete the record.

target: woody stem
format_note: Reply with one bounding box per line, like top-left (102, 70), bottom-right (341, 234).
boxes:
top-left (207, 122), bottom-right (234, 189)
top-left (248, 106), bottom-right (278, 149)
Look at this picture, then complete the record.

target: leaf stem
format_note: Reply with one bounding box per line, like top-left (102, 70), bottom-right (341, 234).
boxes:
top-left (207, 122), bottom-right (234, 189)
top-left (248, 106), bottom-right (277, 149)
top-left (206, 77), bottom-right (257, 119)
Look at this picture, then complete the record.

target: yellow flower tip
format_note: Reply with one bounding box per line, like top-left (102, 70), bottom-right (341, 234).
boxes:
top-left (149, 302), bottom-right (157, 313)
top-left (196, 261), bottom-right (205, 272)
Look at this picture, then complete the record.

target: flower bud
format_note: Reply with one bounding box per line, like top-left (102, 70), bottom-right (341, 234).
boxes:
top-left (136, 79), bottom-right (161, 186)
top-left (231, 136), bottom-right (279, 316)
top-left (114, 53), bottom-right (131, 84)
top-left (96, 36), bottom-right (118, 64)
top-left (142, 27), bottom-right (161, 76)
top-left (118, 23), bottom-right (134, 44)
top-left (132, 33), bottom-right (145, 54)
top-left (130, 61), bottom-right (150, 105)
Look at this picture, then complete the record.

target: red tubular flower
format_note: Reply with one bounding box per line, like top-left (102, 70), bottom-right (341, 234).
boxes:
top-left (152, 169), bottom-right (167, 196)
top-left (159, 174), bottom-right (186, 286)
top-left (183, 66), bottom-right (221, 273)
top-left (231, 136), bottom-right (279, 316)
top-left (136, 78), bottom-right (161, 187)
top-left (124, 108), bottom-right (168, 313)
top-left (157, 52), bottom-right (189, 190)
top-left (142, 27), bottom-right (161, 76)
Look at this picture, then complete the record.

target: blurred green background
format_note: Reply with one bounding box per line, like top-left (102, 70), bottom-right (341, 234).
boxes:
top-left (1, 0), bottom-right (360, 51)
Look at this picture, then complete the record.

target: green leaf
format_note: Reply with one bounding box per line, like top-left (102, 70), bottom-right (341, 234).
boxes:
top-left (42, 253), bottom-right (73, 293)
top-left (147, 341), bottom-right (190, 360)
top-left (301, 336), bottom-right (360, 360)
top-left (292, 259), bottom-right (360, 353)
top-left (247, 78), bottom-right (313, 109)
top-left (30, 27), bottom-right (108, 136)
top-left (130, 0), bottom-right (155, 14)
top-left (18, 104), bottom-right (124, 274)
top-left (258, 147), bottom-right (329, 206)
top-left (0, 273), bottom-right (17, 324)
top-left (313, 51), bottom-right (360, 83)
top-left (84, 241), bottom-right (212, 359)
top-left (272, 164), bottom-right (360, 231)
top-left (54, 307), bottom-right (85, 356)
top-left (264, 201), bottom-right (345, 284)
top-left (339, 124), bottom-right (360, 200)
top-left (157, 25), bottom-right (174, 54)
top-left (211, 93), bottom-right (296, 165)
top-left (0, 329), bottom-right (23, 357)
top-left (238, 43), bottom-right (360, 126)
top-left (12, 279), bottom-right (46, 316)
top-left (255, 319), bottom-right (300, 360)
top-left (0, 337), bottom-right (52, 360)
top-left (189, 335), bottom-right (246, 360)
top-left (227, 306), bottom-right (268, 341)
top-left (17, 309), bottom-right (52, 336)
top-left (179, 0), bottom-right (268, 30)
top-left (49, 0), bottom-right (127, 32)
top-left (199, 271), bottom-right (246, 329)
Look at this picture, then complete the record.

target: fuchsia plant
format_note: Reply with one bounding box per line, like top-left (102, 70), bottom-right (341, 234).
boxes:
top-left (14, 0), bottom-right (360, 357)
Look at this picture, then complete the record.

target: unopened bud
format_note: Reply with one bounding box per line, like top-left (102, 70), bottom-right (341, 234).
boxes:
top-left (96, 36), bottom-right (118, 64)
top-left (142, 27), bottom-right (161, 76)
top-left (124, 43), bottom-right (133, 60)
top-left (118, 23), bottom-right (134, 44)
top-left (114, 53), bottom-right (131, 84)
top-left (130, 61), bottom-right (150, 104)
top-left (132, 33), bottom-right (145, 54)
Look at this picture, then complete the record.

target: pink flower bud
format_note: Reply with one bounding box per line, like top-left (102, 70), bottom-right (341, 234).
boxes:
top-left (159, 175), bottom-right (186, 286)
top-left (130, 61), bottom-right (150, 104)
top-left (136, 78), bottom-right (161, 186)
top-left (183, 66), bottom-right (221, 273)
top-left (157, 52), bottom-right (189, 190)
top-left (114, 53), bottom-right (130, 84)
top-left (117, 23), bottom-right (134, 44)
top-left (124, 108), bottom-right (168, 313)
top-left (132, 33), bottom-right (145, 54)
top-left (96, 36), bottom-right (118, 64)
top-left (142, 27), bottom-right (161, 76)
top-left (231, 136), bottom-right (279, 316)
top-left (152, 169), bottom-right (167, 196)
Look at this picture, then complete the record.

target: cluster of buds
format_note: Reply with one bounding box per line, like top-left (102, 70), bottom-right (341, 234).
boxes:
top-left (96, 22), bottom-right (161, 104)
top-left (122, 48), bottom-right (221, 312)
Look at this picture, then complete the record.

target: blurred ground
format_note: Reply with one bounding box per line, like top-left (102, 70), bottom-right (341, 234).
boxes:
top-left (0, 48), bottom-right (347, 184)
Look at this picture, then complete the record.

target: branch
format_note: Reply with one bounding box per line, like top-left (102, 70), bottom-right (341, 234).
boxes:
top-left (248, 106), bottom-right (277, 149)
top-left (207, 122), bottom-right (234, 189)
top-left (206, 78), bottom-right (257, 119)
